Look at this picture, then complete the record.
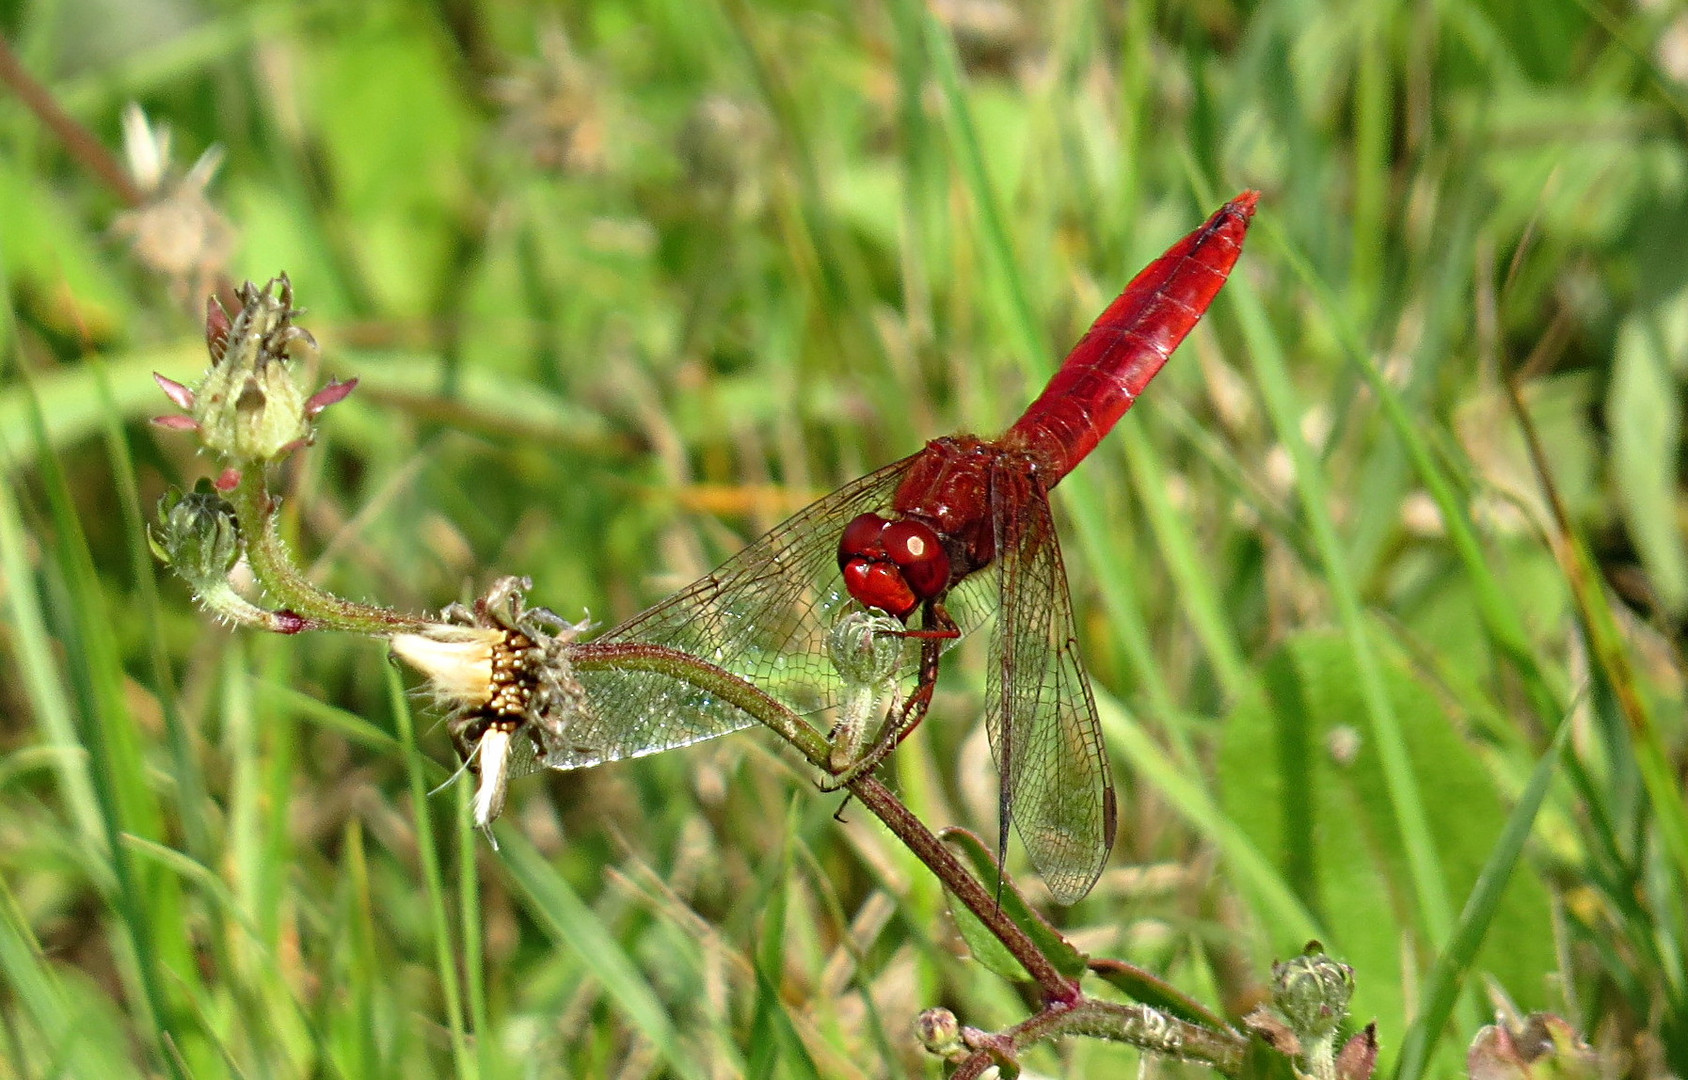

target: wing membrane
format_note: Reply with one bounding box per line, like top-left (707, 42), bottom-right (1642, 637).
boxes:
top-left (552, 453), bottom-right (937, 768)
top-left (985, 465), bottom-right (1116, 904)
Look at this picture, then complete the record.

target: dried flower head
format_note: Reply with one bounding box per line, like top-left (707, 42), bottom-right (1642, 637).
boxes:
top-left (111, 103), bottom-right (236, 303)
top-left (391, 577), bottom-right (591, 828)
top-left (153, 276), bottom-right (357, 465)
top-left (490, 24), bottom-right (606, 175)
top-left (1467, 1013), bottom-right (1595, 1080)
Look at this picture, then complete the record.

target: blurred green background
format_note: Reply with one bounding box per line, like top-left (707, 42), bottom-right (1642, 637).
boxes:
top-left (2, 0), bottom-right (1686, 1076)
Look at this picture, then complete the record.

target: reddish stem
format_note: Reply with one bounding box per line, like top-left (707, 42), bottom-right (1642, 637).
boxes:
top-left (569, 640), bottom-right (1080, 1004)
top-left (850, 775), bottom-right (1079, 1003)
top-left (0, 35), bottom-right (144, 206)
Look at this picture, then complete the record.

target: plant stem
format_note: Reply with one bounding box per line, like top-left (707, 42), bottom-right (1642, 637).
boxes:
top-left (0, 35), bottom-right (143, 206)
top-left (951, 998), bottom-right (1247, 1078)
top-left (850, 776), bottom-right (1075, 1000)
top-left (228, 474), bottom-right (428, 635)
top-left (570, 641), bottom-right (1078, 1003)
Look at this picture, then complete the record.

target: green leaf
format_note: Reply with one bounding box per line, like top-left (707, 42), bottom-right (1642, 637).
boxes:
top-left (939, 827), bottom-right (1089, 980)
top-left (1098, 688), bottom-right (1324, 948)
top-left (1394, 718), bottom-right (1574, 1080)
top-left (1220, 631), bottom-right (1557, 1054)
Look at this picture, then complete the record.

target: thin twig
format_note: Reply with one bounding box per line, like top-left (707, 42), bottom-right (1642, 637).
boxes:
top-left (0, 35), bottom-right (143, 206)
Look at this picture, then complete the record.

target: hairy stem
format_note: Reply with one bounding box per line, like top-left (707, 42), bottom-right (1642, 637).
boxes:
top-left (952, 998), bottom-right (1247, 1077)
top-left (228, 474), bottom-right (428, 635)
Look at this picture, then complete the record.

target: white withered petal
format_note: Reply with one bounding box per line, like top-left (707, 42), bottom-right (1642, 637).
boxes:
top-left (390, 626), bottom-right (500, 711)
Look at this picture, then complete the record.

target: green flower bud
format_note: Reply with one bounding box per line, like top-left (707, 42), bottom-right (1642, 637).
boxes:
top-left (1270, 943), bottom-right (1354, 1043)
top-left (826, 610), bottom-right (904, 690)
top-left (152, 480), bottom-right (309, 633)
top-left (151, 481), bottom-right (242, 588)
top-left (914, 1008), bottom-right (966, 1061)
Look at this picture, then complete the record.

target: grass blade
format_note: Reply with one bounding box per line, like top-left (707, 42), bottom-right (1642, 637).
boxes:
top-left (386, 663), bottom-right (475, 1079)
top-left (495, 829), bottom-right (706, 1080)
top-left (1230, 270), bottom-right (1455, 951)
top-left (1393, 717), bottom-right (1575, 1080)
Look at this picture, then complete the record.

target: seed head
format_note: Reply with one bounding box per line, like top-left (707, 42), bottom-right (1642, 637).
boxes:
top-left (153, 276), bottom-right (357, 466)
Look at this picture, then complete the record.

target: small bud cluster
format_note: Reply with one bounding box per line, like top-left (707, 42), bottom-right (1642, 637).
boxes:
top-left (150, 276), bottom-right (366, 634)
top-left (489, 24), bottom-right (606, 175)
top-left (149, 273), bottom-right (584, 839)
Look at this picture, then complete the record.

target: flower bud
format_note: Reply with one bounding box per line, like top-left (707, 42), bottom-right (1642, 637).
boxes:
top-left (154, 276), bottom-right (355, 465)
top-left (150, 481), bottom-right (242, 588)
top-left (1270, 943), bottom-right (1354, 1043)
top-left (826, 610), bottom-right (904, 690)
top-left (193, 277), bottom-right (312, 461)
top-left (151, 480), bottom-right (303, 631)
top-left (914, 1008), bottom-right (966, 1061)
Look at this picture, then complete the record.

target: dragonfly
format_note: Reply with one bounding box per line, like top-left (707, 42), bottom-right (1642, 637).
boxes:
top-left (464, 191), bottom-right (1256, 905)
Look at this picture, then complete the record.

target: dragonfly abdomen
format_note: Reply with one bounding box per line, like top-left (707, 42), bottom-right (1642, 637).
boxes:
top-left (1004, 190), bottom-right (1259, 483)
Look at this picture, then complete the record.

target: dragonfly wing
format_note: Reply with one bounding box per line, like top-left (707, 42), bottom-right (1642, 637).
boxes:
top-left (551, 453), bottom-right (927, 769)
top-left (985, 468), bottom-right (1117, 905)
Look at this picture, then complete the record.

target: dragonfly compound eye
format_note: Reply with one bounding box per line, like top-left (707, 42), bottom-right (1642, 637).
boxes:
top-left (841, 559), bottom-right (919, 620)
top-left (838, 512), bottom-right (890, 570)
top-left (881, 519), bottom-right (949, 600)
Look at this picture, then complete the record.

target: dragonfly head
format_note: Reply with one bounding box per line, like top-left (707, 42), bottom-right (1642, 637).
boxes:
top-left (837, 512), bottom-right (950, 620)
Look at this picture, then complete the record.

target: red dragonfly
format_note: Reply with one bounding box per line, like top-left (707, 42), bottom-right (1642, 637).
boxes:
top-left (555, 192), bottom-right (1257, 903)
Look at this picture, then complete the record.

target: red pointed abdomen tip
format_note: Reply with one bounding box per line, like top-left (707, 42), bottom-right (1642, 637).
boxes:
top-left (1001, 189), bottom-right (1261, 480)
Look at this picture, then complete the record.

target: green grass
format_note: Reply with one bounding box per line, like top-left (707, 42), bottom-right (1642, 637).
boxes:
top-left (3, 0), bottom-right (1687, 1076)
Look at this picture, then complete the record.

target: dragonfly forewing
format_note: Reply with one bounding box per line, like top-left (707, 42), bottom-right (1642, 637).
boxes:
top-left (550, 454), bottom-right (939, 768)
